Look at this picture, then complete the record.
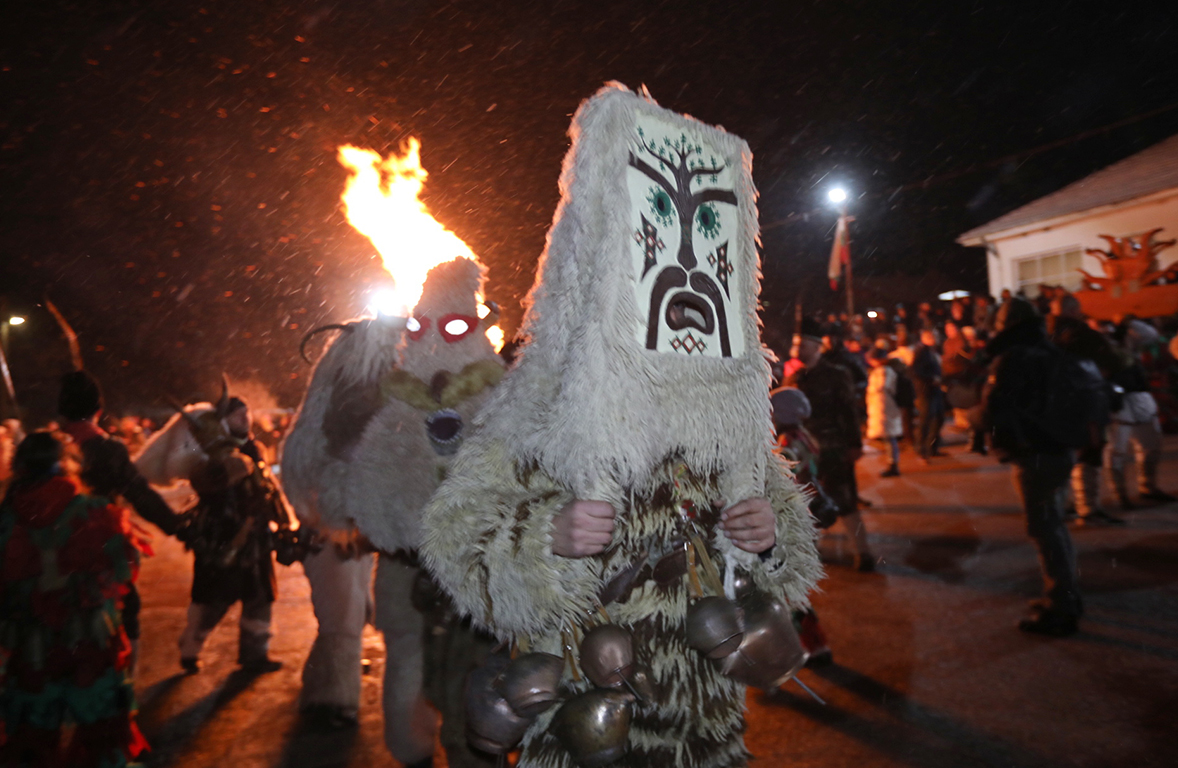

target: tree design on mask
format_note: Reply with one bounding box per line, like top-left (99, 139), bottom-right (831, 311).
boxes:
top-left (629, 131), bottom-right (737, 271)
top-left (629, 127), bottom-right (741, 357)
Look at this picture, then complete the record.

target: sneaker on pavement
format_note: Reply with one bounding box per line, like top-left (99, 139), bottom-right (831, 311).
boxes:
top-left (880, 465), bottom-right (900, 478)
top-left (240, 657), bottom-right (283, 674)
top-left (1074, 510), bottom-right (1126, 527)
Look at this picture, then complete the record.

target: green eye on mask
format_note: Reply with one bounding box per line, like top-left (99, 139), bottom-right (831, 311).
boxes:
top-left (696, 203), bottom-right (721, 239)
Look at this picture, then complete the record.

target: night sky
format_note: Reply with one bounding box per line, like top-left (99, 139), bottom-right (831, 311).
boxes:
top-left (3, 0), bottom-right (1178, 420)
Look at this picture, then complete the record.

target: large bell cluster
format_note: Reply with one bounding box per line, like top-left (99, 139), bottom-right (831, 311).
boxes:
top-left (464, 502), bottom-right (809, 768)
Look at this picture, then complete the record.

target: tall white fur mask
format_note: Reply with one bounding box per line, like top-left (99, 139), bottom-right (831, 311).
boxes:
top-left (475, 82), bottom-right (775, 507)
top-left (421, 88), bottom-right (819, 768)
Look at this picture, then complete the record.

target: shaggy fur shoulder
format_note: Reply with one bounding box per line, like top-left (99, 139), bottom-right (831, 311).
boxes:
top-left (421, 437), bottom-right (820, 641)
top-left (421, 437), bottom-right (602, 639)
top-left (281, 317), bottom-right (401, 527)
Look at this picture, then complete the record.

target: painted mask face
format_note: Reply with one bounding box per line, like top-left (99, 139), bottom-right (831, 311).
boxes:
top-left (627, 115), bottom-right (745, 358)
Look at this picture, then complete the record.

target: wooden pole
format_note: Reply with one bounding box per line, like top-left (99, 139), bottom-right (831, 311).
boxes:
top-left (841, 209), bottom-right (855, 319)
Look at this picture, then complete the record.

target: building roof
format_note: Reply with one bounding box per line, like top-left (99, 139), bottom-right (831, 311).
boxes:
top-left (958, 132), bottom-right (1178, 244)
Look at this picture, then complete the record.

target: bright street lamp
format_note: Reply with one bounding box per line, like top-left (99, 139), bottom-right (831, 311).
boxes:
top-left (827, 187), bottom-right (848, 205)
top-left (7, 316), bottom-right (24, 326)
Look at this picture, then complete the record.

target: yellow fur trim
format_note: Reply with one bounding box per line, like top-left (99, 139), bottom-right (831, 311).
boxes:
top-left (380, 359), bottom-right (505, 412)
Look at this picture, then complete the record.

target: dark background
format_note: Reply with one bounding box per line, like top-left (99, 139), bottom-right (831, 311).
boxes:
top-left (3, 0), bottom-right (1178, 420)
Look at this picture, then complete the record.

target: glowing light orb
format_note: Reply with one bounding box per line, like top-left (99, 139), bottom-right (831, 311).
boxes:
top-left (370, 289), bottom-right (403, 317)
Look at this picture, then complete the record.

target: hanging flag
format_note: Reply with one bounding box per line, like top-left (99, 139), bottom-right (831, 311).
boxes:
top-left (828, 214), bottom-right (850, 290)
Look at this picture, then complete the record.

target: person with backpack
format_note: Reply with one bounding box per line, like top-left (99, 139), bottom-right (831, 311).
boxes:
top-left (982, 297), bottom-right (1108, 637)
top-left (1048, 294), bottom-right (1125, 525)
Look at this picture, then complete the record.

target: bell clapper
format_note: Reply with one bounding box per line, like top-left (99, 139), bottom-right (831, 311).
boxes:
top-left (619, 674), bottom-right (645, 704)
top-left (790, 675), bottom-right (826, 705)
top-left (686, 542), bottom-right (704, 599)
top-left (562, 627), bottom-right (582, 682)
top-left (690, 532), bottom-right (725, 596)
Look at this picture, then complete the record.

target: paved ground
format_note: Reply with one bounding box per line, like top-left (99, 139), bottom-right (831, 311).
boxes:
top-left (133, 435), bottom-right (1178, 767)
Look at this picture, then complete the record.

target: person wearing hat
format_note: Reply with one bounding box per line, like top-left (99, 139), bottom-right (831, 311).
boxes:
top-left (770, 386), bottom-right (838, 664)
top-left (787, 317), bottom-right (876, 572)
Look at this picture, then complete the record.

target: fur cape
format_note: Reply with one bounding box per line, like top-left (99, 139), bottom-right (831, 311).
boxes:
top-left (281, 315), bottom-right (403, 529)
top-left (421, 85), bottom-right (820, 768)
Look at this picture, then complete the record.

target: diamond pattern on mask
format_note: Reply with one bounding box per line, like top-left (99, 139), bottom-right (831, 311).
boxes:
top-left (634, 214), bottom-right (666, 278)
top-left (669, 332), bottom-right (708, 355)
top-left (706, 242), bottom-right (734, 297)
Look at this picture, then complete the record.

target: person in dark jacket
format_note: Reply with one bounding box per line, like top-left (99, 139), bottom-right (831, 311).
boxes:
top-left (911, 329), bottom-right (945, 460)
top-left (983, 298), bottom-right (1082, 636)
top-left (770, 387), bottom-right (837, 665)
top-left (57, 370), bottom-right (187, 675)
top-left (1048, 294), bottom-right (1125, 526)
top-left (787, 317), bottom-right (876, 571)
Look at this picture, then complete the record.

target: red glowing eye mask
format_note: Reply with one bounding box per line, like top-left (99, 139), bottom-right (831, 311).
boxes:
top-left (438, 314), bottom-right (480, 343)
top-left (406, 316), bottom-right (431, 341)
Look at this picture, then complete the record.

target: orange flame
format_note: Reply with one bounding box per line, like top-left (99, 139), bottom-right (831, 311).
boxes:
top-left (337, 139), bottom-right (475, 313)
top-left (485, 325), bottom-right (505, 352)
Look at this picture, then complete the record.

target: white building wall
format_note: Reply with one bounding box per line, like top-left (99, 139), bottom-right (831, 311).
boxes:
top-left (987, 190), bottom-right (1178, 297)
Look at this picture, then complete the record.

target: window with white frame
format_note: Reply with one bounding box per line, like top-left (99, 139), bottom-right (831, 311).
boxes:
top-left (1015, 247), bottom-right (1084, 297)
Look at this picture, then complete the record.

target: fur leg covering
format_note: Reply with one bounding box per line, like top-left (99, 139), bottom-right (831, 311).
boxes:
top-left (373, 554), bottom-right (438, 764)
top-left (300, 548), bottom-right (374, 711)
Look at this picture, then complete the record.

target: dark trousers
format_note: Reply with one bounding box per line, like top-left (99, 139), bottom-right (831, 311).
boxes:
top-left (1012, 453), bottom-right (1082, 617)
top-left (179, 597), bottom-right (273, 664)
top-left (916, 394), bottom-right (944, 458)
top-left (817, 448), bottom-right (856, 515)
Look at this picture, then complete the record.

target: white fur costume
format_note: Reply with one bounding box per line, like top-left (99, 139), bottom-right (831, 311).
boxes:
top-left (288, 257), bottom-right (504, 763)
top-left (282, 315), bottom-right (401, 718)
top-left (420, 84), bottom-right (820, 767)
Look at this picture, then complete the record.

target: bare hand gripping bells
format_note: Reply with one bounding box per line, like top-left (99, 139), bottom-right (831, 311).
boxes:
top-left (419, 84), bottom-right (822, 768)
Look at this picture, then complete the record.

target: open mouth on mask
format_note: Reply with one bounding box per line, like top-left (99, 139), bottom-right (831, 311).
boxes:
top-left (665, 291), bottom-right (715, 334)
top-left (425, 408), bottom-right (464, 456)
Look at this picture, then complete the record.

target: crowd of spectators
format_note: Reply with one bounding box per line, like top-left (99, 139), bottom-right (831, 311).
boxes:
top-left (774, 288), bottom-right (1178, 637)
